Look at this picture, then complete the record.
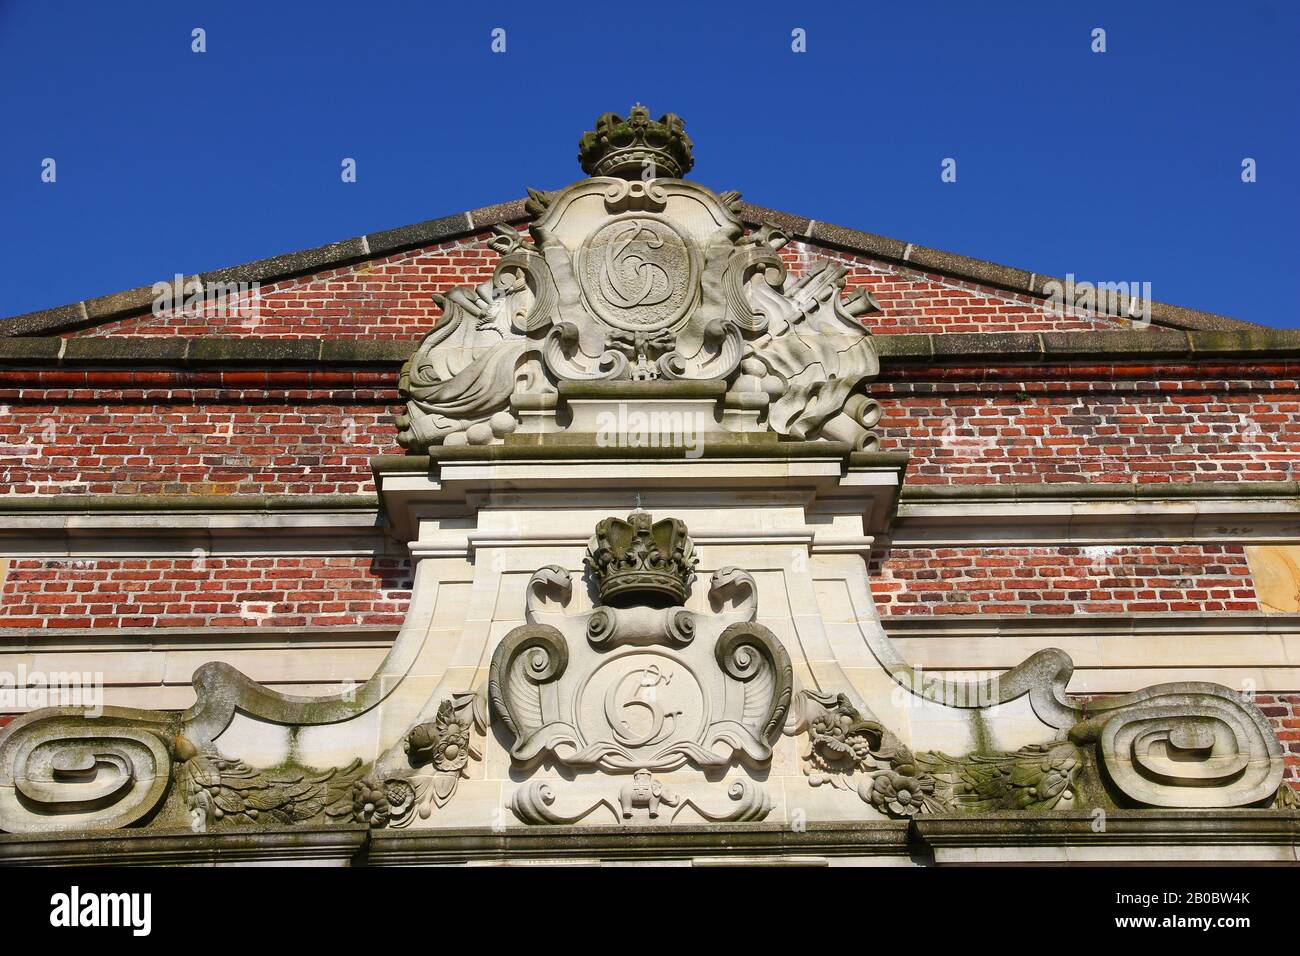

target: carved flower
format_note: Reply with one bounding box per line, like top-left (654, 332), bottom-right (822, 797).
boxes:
top-left (806, 699), bottom-right (879, 778)
top-left (382, 778), bottom-right (418, 827)
top-left (404, 700), bottom-right (473, 774)
top-left (352, 778), bottom-right (391, 828)
top-left (431, 727), bottom-right (471, 774)
top-left (385, 778), bottom-right (416, 812)
top-left (863, 771), bottom-right (932, 818)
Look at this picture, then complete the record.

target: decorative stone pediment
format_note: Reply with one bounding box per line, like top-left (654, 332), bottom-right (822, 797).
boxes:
top-left (395, 106), bottom-right (883, 452)
top-left (0, 505), bottom-right (1292, 846)
top-left (0, 106), bottom-right (1295, 866)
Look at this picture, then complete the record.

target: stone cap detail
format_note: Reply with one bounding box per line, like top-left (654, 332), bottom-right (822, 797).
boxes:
top-left (4, 330), bottom-right (1300, 368)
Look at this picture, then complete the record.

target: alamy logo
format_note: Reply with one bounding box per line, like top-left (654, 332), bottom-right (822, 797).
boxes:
top-left (151, 273), bottom-right (260, 321)
top-left (595, 406), bottom-right (706, 459)
top-left (49, 886), bottom-right (151, 936)
top-left (1041, 273), bottom-right (1152, 327)
top-left (0, 666), bottom-right (102, 716)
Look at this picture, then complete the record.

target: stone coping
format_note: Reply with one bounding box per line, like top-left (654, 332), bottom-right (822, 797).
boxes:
top-left (371, 445), bottom-right (909, 468)
top-left (2, 479), bottom-right (1297, 517)
top-left (0, 493), bottom-right (383, 513)
top-left (4, 330), bottom-right (1300, 369)
top-left (0, 197), bottom-right (1260, 337)
top-left (897, 480), bottom-right (1300, 502)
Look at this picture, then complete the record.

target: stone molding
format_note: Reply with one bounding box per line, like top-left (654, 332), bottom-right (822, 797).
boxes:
top-left (1, 814), bottom-right (1295, 865)
top-left (0, 824), bottom-right (369, 866)
top-left (6, 329), bottom-right (1300, 367)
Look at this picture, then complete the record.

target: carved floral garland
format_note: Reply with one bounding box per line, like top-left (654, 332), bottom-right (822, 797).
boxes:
top-left (800, 692), bottom-right (1081, 818)
top-left (177, 692), bottom-right (485, 831)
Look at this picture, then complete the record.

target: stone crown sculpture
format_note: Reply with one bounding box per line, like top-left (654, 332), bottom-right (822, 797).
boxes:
top-left (584, 510), bottom-right (697, 607)
top-left (578, 104), bottom-right (694, 180)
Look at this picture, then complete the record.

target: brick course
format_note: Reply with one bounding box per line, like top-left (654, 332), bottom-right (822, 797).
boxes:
top-left (871, 373), bottom-right (1300, 484)
top-left (0, 394), bottom-right (399, 496)
top-left (0, 556), bottom-right (412, 630)
top-left (870, 544), bottom-right (1259, 616)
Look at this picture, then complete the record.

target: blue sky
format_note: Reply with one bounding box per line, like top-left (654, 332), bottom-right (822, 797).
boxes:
top-left (1, 0), bottom-right (1296, 326)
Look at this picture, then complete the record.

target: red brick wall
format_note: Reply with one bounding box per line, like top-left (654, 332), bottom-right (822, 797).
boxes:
top-left (1258, 695), bottom-right (1300, 784)
top-left (77, 233), bottom-right (1134, 340)
top-left (0, 217), bottom-right (1287, 727)
top-left (783, 242), bottom-right (1127, 334)
top-left (80, 235), bottom-right (502, 339)
top-left (870, 545), bottom-right (1259, 616)
top-left (871, 370), bottom-right (1300, 484)
top-left (0, 557), bottom-right (412, 630)
top-left (0, 386), bottom-right (398, 496)
top-left (4, 365), bottom-right (1298, 496)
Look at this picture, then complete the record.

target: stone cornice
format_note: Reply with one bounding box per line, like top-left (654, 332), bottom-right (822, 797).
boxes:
top-left (0, 813), bottom-right (1293, 865)
top-left (0, 825), bottom-right (370, 866)
top-left (898, 480), bottom-right (1300, 502)
top-left (891, 480), bottom-right (1300, 546)
top-left (5, 330), bottom-right (1300, 372)
top-left (879, 612), bottom-right (1300, 639)
top-left (914, 811), bottom-right (1300, 864)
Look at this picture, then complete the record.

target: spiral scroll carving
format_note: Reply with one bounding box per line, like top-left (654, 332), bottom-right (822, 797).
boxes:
top-left (1070, 684), bottom-right (1284, 808)
top-left (0, 710), bottom-right (173, 834)
top-left (714, 622), bottom-right (794, 742)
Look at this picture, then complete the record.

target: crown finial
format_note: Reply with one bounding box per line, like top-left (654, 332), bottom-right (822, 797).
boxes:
top-left (584, 511), bottom-right (697, 607)
top-left (577, 106), bottom-right (694, 180)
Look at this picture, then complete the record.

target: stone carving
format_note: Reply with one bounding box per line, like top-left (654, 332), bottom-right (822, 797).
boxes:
top-left (489, 512), bottom-right (793, 772)
top-left (1067, 685), bottom-right (1282, 809)
top-left (580, 215), bottom-right (697, 331)
top-left (797, 692), bottom-right (1081, 817)
top-left (619, 768), bottom-right (678, 819)
top-left (508, 774), bottom-right (772, 826)
top-left (399, 692), bottom-right (487, 821)
top-left (797, 664), bottom-right (1290, 815)
top-left (585, 510), bottom-right (696, 607)
top-left (396, 106), bottom-right (884, 451)
top-left (0, 708), bottom-right (175, 834)
top-left (578, 105), bottom-right (694, 179)
top-left (177, 733), bottom-right (367, 829)
top-left (175, 691), bottom-right (485, 832)
top-left (1274, 784), bottom-right (1300, 810)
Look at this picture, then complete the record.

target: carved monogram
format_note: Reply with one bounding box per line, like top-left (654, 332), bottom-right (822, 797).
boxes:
top-left (489, 517), bottom-right (792, 774)
top-left (580, 215), bottom-right (697, 332)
